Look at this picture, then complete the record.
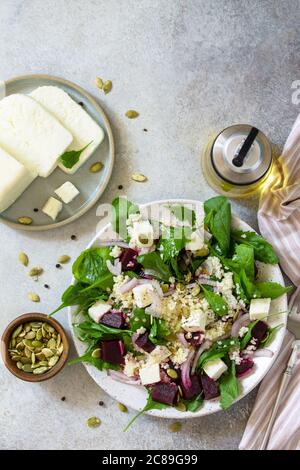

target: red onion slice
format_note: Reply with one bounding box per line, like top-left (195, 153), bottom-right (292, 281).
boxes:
top-left (191, 340), bottom-right (212, 374)
top-left (254, 349), bottom-right (274, 358)
top-left (177, 333), bottom-right (189, 348)
top-left (106, 259), bottom-right (122, 276)
top-left (180, 349), bottom-right (195, 389)
top-left (118, 278), bottom-right (139, 294)
top-left (197, 276), bottom-right (218, 287)
top-left (231, 313), bottom-right (250, 338)
top-left (108, 369), bottom-right (141, 385)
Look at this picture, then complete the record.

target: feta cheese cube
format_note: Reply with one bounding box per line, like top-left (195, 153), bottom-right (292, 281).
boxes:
top-left (30, 86), bottom-right (104, 174)
top-left (185, 229), bottom-right (205, 251)
top-left (203, 358), bottom-right (228, 381)
top-left (181, 309), bottom-right (207, 332)
top-left (249, 298), bottom-right (271, 321)
top-left (0, 147), bottom-right (37, 212)
top-left (54, 181), bottom-right (80, 204)
top-left (132, 284), bottom-right (154, 308)
top-left (128, 220), bottom-right (154, 248)
top-left (42, 197), bottom-right (63, 221)
top-left (0, 94), bottom-right (73, 177)
top-left (149, 346), bottom-right (171, 364)
top-left (139, 363), bottom-right (161, 385)
top-left (88, 300), bottom-right (111, 323)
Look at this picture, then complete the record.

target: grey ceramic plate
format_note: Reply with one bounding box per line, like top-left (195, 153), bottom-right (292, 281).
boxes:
top-left (0, 74), bottom-right (115, 231)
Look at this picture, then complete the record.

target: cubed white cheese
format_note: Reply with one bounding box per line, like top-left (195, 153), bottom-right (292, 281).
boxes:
top-left (185, 229), bottom-right (205, 251)
top-left (0, 94), bottom-right (73, 177)
top-left (0, 147), bottom-right (37, 212)
top-left (54, 181), bottom-right (80, 203)
top-left (149, 346), bottom-right (171, 364)
top-left (128, 220), bottom-right (154, 248)
top-left (88, 300), bottom-right (111, 323)
top-left (132, 284), bottom-right (154, 308)
top-left (30, 86), bottom-right (104, 174)
top-left (203, 358), bottom-right (228, 381)
top-left (249, 298), bottom-right (271, 321)
top-left (139, 363), bottom-right (161, 385)
top-left (42, 197), bottom-right (63, 221)
top-left (181, 309), bottom-right (207, 332)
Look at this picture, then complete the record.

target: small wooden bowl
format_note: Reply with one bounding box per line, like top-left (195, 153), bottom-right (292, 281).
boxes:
top-left (1, 313), bottom-right (69, 382)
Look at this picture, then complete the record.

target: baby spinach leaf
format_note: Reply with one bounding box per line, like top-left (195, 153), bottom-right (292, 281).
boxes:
top-left (149, 318), bottom-right (170, 345)
top-left (73, 319), bottom-right (131, 342)
top-left (255, 282), bottom-right (293, 299)
top-left (197, 338), bottom-right (240, 369)
top-left (231, 230), bottom-right (278, 264)
top-left (260, 323), bottom-right (284, 348)
top-left (184, 393), bottom-right (204, 412)
top-left (219, 360), bottom-right (240, 410)
top-left (137, 252), bottom-right (172, 282)
top-left (234, 244), bottom-right (255, 281)
top-left (72, 247), bottom-right (113, 285)
top-left (239, 269), bottom-right (256, 301)
top-left (129, 308), bottom-right (151, 332)
top-left (239, 321), bottom-right (259, 350)
top-left (60, 141), bottom-right (92, 169)
top-left (204, 196), bottom-right (231, 256)
top-left (158, 225), bottom-right (187, 263)
top-left (112, 197), bottom-right (139, 239)
top-left (49, 282), bottom-right (108, 315)
top-left (201, 284), bottom-right (228, 316)
top-left (123, 391), bottom-right (168, 431)
top-left (68, 348), bottom-right (119, 371)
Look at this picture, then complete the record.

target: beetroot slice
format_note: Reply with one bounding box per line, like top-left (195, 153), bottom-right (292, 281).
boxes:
top-left (100, 339), bottom-right (125, 365)
top-left (236, 357), bottom-right (254, 378)
top-left (250, 321), bottom-right (269, 348)
top-left (200, 373), bottom-right (220, 399)
top-left (135, 332), bottom-right (155, 353)
top-left (100, 311), bottom-right (125, 329)
top-left (119, 248), bottom-right (140, 271)
top-left (181, 374), bottom-right (202, 400)
top-left (151, 382), bottom-right (178, 405)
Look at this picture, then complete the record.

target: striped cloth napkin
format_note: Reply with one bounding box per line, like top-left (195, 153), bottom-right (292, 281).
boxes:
top-left (239, 115), bottom-right (300, 450)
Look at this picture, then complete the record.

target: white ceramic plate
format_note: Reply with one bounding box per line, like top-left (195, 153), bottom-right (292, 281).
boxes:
top-left (0, 74), bottom-right (114, 231)
top-left (69, 199), bottom-right (287, 419)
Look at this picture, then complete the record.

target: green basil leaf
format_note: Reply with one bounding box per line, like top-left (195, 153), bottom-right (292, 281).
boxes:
top-left (260, 323), bottom-right (284, 348)
top-left (204, 196), bottom-right (231, 256)
top-left (239, 320), bottom-right (259, 350)
top-left (49, 282), bottom-right (108, 316)
top-left (201, 284), bottom-right (228, 316)
top-left (254, 281), bottom-right (293, 300)
top-left (60, 141), bottom-right (93, 169)
top-left (231, 230), bottom-right (278, 264)
top-left (234, 244), bottom-right (255, 280)
top-left (197, 338), bottom-right (240, 369)
top-left (137, 252), bottom-right (172, 282)
top-left (149, 318), bottom-right (171, 345)
top-left (129, 307), bottom-right (151, 332)
top-left (184, 393), bottom-right (204, 412)
top-left (219, 360), bottom-right (240, 410)
top-left (72, 247), bottom-right (113, 286)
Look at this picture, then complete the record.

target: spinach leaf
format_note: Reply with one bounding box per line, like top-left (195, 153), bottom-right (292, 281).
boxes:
top-left (72, 247), bottom-right (113, 286)
top-left (149, 318), bottom-right (170, 345)
top-left (239, 269), bottom-right (256, 301)
top-left (129, 308), bottom-right (151, 332)
top-left (201, 284), bottom-right (228, 316)
top-left (112, 197), bottom-right (140, 239)
top-left (233, 244), bottom-right (255, 280)
top-left (123, 391), bottom-right (168, 431)
top-left (68, 348), bottom-right (119, 371)
top-left (73, 319), bottom-right (131, 342)
top-left (260, 324), bottom-right (284, 348)
top-left (197, 338), bottom-right (240, 369)
top-left (158, 225), bottom-right (187, 263)
top-left (204, 196), bottom-right (231, 256)
top-left (49, 282), bottom-right (108, 315)
top-left (170, 258), bottom-right (184, 279)
top-left (169, 205), bottom-right (196, 227)
top-left (219, 360), bottom-right (240, 410)
top-left (60, 141), bottom-right (92, 169)
top-left (255, 282), bottom-right (293, 299)
top-left (239, 321), bottom-right (259, 350)
top-left (231, 230), bottom-right (278, 264)
top-left (184, 393), bottom-right (204, 412)
top-left (137, 252), bottom-right (172, 282)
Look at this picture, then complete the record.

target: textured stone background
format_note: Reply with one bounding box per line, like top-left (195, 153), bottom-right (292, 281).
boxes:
top-left (0, 0), bottom-right (299, 450)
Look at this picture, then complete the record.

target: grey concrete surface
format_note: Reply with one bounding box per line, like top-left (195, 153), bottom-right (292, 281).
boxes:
top-left (0, 0), bottom-right (299, 450)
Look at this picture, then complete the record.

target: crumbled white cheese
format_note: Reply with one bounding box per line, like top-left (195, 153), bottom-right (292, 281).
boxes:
top-left (136, 326), bottom-right (146, 335)
top-left (229, 348), bottom-right (242, 365)
top-left (128, 220), bottom-right (154, 248)
top-left (201, 256), bottom-right (224, 279)
top-left (123, 353), bottom-right (140, 377)
top-left (110, 245), bottom-right (122, 258)
top-left (238, 326), bottom-right (249, 338)
top-left (185, 229), bottom-right (205, 252)
top-left (181, 308), bottom-right (207, 332)
top-left (171, 345), bottom-right (190, 365)
top-left (203, 358), bottom-right (228, 380)
top-left (205, 320), bottom-right (229, 341)
top-left (148, 346), bottom-right (171, 364)
top-left (217, 272), bottom-right (245, 314)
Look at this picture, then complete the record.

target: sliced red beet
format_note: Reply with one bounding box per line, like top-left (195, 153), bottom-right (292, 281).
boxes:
top-left (119, 248), bottom-right (140, 271)
top-left (236, 357), bottom-right (254, 378)
top-left (100, 339), bottom-right (125, 365)
top-left (100, 311), bottom-right (125, 329)
top-left (181, 374), bottom-right (202, 400)
top-left (200, 373), bottom-right (220, 399)
top-left (151, 382), bottom-right (178, 405)
top-left (250, 321), bottom-right (269, 348)
top-left (135, 332), bottom-right (155, 353)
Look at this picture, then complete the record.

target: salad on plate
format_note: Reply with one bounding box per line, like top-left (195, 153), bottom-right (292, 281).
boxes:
top-left (51, 196), bottom-right (291, 428)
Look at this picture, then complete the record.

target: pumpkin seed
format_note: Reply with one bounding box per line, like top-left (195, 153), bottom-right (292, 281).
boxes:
top-left (20, 357), bottom-right (31, 364)
top-left (11, 355), bottom-right (22, 362)
top-left (22, 364), bottom-right (33, 373)
top-left (117, 403), bottom-right (128, 413)
top-left (28, 292), bottom-right (40, 302)
top-left (24, 347), bottom-right (32, 358)
top-left (17, 361), bottom-right (23, 370)
top-left (175, 402), bottom-right (186, 412)
top-left (31, 340), bottom-right (43, 348)
top-left (35, 353), bottom-right (46, 361)
top-left (42, 348), bottom-right (54, 358)
top-left (167, 369), bottom-right (178, 379)
top-left (47, 338), bottom-right (56, 349)
top-left (23, 339), bottom-right (33, 348)
top-left (30, 322), bottom-right (42, 329)
top-left (45, 324), bottom-right (55, 333)
top-left (48, 355), bottom-right (59, 367)
top-left (56, 334), bottom-right (61, 348)
top-left (169, 422), bottom-right (182, 433)
top-left (89, 161), bottom-right (103, 173)
top-left (18, 216), bottom-right (33, 225)
top-left (10, 338), bottom-right (16, 348)
top-left (19, 252), bottom-right (29, 266)
top-left (24, 324), bottom-right (31, 332)
top-left (125, 109), bottom-right (139, 119)
top-left (87, 417), bottom-right (101, 428)
top-left (16, 342), bottom-right (25, 350)
top-left (91, 348), bottom-right (101, 359)
top-left (31, 352), bottom-right (36, 365)
top-left (25, 331), bottom-right (36, 340)
top-left (103, 80), bottom-right (112, 94)
top-left (58, 255), bottom-right (70, 264)
top-left (131, 173), bottom-right (147, 182)
top-left (57, 344), bottom-right (64, 355)
top-left (12, 325), bottom-right (23, 338)
top-left (95, 77), bottom-right (103, 89)
top-left (191, 285), bottom-right (200, 297)
top-left (33, 366), bottom-right (48, 375)
top-left (36, 329), bottom-right (43, 341)
top-left (29, 267), bottom-right (43, 277)
top-left (18, 330), bottom-right (26, 338)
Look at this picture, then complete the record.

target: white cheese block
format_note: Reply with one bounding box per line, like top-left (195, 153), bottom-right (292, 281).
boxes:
top-left (132, 284), bottom-right (154, 308)
top-left (88, 300), bottom-right (111, 323)
top-left (128, 220), bottom-right (154, 248)
top-left (42, 197), bottom-right (63, 221)
top-left (181, 308), bottom-right (207, 332)
top-left (0, 94), bottom-right (73, 177)
top-left (203, 358), bottom-right (228, 381)
top-left (54, 181), bottom-right (80, 204)
top-left (30, 86), bottom-right (104, 174)
top-left (185, 229), bottom-right (205, 251)
top-left (0, 147), bottom-right (37, 212)
top-left (139, 363), bottom-right (161, 385)
top-left (249, 298), bottom-right (271, 321)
